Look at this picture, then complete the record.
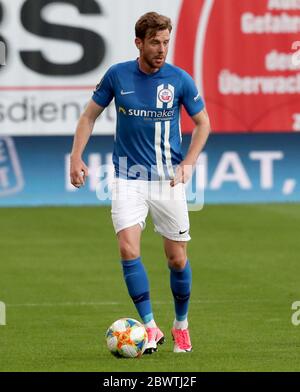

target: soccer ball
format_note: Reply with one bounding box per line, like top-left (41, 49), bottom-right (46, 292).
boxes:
top-left (105, 318), bottom-right (148, 358)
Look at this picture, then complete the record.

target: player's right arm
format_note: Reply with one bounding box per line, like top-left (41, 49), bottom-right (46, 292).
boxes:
top-left (70, 100), bottom-right (104, 188)
top-left (70, 66), bottom-right (115, 188)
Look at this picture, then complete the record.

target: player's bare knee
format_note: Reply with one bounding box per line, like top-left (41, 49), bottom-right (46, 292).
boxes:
top-left (168, 254), bottom-right (187, 270)
top-left (119, 241), bottom-right (140, 260)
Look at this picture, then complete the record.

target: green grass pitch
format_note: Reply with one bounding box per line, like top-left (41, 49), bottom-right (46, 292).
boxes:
top-left (0, 204), bottom-right (300, 372)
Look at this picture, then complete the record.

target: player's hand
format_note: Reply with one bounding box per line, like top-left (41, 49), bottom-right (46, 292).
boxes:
top-left (70, 156), bottom-right (88, 188)
top-left (170, 161), bottom-right (193, 187)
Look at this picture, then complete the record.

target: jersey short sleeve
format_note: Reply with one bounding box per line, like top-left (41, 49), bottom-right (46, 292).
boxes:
top-left (180, 70), bottom-right (205, 117)
top-left (92, 66), bottom-right (115, 107)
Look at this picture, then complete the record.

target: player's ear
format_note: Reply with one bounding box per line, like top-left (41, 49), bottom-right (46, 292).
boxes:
top-left (135, 37), bottom-right (142, 50)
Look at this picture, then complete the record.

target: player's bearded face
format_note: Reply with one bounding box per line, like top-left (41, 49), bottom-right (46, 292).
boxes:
top-left (139, 29), bottom-right (170, 70)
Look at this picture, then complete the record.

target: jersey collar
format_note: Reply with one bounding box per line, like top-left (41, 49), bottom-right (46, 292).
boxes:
top-left (135, 58), bottom-right (165, 76)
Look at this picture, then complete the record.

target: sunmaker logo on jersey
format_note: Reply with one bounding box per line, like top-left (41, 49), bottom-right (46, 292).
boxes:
top-left (118, 106), bottom-right (175, 119)
top-left (128, 108), bottom-right (175, 119)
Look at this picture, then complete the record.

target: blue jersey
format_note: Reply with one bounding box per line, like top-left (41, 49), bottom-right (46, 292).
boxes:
top-left (92, 60), bottom-right (204, 180)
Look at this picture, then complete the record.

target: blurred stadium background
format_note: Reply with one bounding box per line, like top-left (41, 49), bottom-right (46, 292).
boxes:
top-left (0, 0), bottom-right (300, 372)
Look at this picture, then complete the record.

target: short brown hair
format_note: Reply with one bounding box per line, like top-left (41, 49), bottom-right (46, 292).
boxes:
top-left (135, 12), bottom-right (172, 40)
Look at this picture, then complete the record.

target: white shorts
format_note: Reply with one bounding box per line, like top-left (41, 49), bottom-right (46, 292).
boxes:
top-left (111, 178), bottom-right (191, 242)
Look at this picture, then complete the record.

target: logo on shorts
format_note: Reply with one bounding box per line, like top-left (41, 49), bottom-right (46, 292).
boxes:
top-left (179, 229), bottom-right (188, 235)
top-left (158, 88), bottom-right (173, 104)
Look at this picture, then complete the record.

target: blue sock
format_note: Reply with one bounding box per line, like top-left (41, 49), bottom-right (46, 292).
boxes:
top-left (121, 257), bottom-right (153, 324)
top-left (170, 260), bottom-right (192, 321)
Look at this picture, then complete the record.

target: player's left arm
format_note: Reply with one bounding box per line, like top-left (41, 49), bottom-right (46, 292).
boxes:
top-left (170, 108), bottom-right (211, 187)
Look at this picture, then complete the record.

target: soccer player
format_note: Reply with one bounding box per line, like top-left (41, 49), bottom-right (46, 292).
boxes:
top-left (70, 12), bottom-right (210, 353)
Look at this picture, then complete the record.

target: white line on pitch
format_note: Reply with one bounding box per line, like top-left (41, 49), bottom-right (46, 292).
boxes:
top-left (6, 299), bottom-right (275, 307)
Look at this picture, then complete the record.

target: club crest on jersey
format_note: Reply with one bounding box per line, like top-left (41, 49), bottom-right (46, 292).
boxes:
top-left (158, 88), bottom-right (173, 104)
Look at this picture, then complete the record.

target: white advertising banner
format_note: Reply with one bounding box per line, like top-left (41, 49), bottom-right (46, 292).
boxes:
top-left (0, 0), bottom-right (181, 135)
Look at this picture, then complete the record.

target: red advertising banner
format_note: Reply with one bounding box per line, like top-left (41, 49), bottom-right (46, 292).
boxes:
top-left (174, 0), bottom-right (300, 133)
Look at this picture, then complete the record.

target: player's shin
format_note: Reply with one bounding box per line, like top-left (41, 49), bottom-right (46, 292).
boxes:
top-left (169, 259), bottom-right (192, 329)
top-left (121, 257), bottom-right (154, 325)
